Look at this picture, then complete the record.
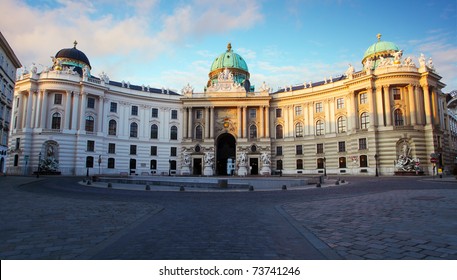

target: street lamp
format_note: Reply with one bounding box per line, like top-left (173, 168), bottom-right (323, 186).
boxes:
top-left (36, 152), bottom-right (42, 178)
top-left (168, 159), bottom-right (171, 176)
top-left (374, 154), bottom-right (379, 177)
top-left (323, 157), bottom-right (327, 177)
top-left (98, 155), bottom-right (102, 175)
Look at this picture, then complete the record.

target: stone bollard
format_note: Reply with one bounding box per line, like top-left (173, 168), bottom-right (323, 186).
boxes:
top-left (335, 180), bottom-right (340, 185)
top-left (282, 185), bottom-right (287, 190)
top-left (107, 183), bottom-right (112, 188)
top-left (341, 179), bottom-right (345, 183)
top-left (179, 186), bottom-right (185, 192)
top-left (249, 185), bottom-right (254, 191)
top-left (145, 184), bottom-right (151, 191)
top-left (316, 183), bottom-right (321, 188)
top-left (87, 180), bottom-right (91, 185)
top-left (218, 179), bottom-right (228, 188)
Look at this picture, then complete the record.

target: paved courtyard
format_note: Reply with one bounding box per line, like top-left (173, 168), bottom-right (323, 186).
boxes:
top-left (0, 175), bottom-right (456, 259)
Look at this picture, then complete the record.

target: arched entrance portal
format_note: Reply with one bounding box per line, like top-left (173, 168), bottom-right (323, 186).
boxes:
top-left (216, 133), bottom-right (236, 175)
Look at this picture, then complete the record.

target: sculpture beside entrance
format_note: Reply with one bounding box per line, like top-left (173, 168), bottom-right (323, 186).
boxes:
top-left (237, 152), bottom-right (248, 176)
top-left (203, 151), bottom-right (214, 176)
top-left (260, 152), bottom-right (271, 175)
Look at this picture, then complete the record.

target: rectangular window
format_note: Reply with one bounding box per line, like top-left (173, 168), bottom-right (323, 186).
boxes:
top-left (110, 102), bottom-right (117, 113)
top-left (249, 108), bottom-right (256, 119)
top-left (87, 140), bottom-right (95, 152)
top-left (54, 94), bottom-right (62, 105)
top-left (107, 158), bottom-right (115, 169)
top-left (108, 143), bottom-right (115, 154)
top-left (130, 145), bottom-right (137, 155)
top-left (295, 106), bottom-right (302, 116)
top-left (338, 141), bottom-right (346, 152)
top-left (87, 97), bottom-right (95, 108)
top-left (151, 108), bottom-right (158, 118)
top-left (296, 145), bottom-right (303, 155)
top-left (337, 98), bottom-right (344, 109)
top-left (131, 106), bottom-right (138, 116)
top-left (393, 88), bottom-right (401, 100)
top-left (359, 138), bottom-right (367, 150)
top-left (317, 143), bottom-right (324, 154)
top-left (171, 110), bottom-right (178, 119)
top-left (276, 108), bottom-right (282, 118)
top-left (359, 92), bottom-right (367, 104)
top-left (171, 147), bottom-right (177, 157)
top-left (151, 146), bottom-right (157, 156)
top-left (196, 109), bottom-right (203, 119)
top-left (296, 159), bottom-right (303, 170)
top-left (276, 146), bottom-right (283, 156)
top-left (315, 102), bottom-right (323, 113)
top-left (15, 138), bottom-right (20, 150)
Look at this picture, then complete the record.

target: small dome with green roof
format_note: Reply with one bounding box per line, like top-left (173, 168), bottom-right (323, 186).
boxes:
top-left (208, 43), bottom-right (250, 88)
top-left (362, 34), bottom-right (400, 69)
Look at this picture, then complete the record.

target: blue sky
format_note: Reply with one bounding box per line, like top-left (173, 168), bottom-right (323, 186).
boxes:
top-left (2, 0), bottom-right (456, 92)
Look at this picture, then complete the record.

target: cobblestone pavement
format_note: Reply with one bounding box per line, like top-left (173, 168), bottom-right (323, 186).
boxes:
top-left (282, 186), bottom-right (457, 259)
top-left (0, 175), bottom-right (456, 260)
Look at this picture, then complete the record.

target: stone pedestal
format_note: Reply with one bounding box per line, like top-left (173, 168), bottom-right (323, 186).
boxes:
top-left (238, 165), bottom-right (248, 176)
top-left (260, 165), bottom-right (271, 175)
top-left (203, 165), bottom-right (213, 176)
top-left (181, 166), bottom-right (191, 175)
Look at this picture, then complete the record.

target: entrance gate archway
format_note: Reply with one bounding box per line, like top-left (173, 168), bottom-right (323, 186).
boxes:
top-left (216, 133), bottom-right (236, 175)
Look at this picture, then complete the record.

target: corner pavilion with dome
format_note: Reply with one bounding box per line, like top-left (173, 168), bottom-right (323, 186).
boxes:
top-left (7, 35), bottom-right (452, 177)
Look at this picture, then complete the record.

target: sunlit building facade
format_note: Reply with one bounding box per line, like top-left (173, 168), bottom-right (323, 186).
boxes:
top-left (7, 35), bottom-right (453, 176)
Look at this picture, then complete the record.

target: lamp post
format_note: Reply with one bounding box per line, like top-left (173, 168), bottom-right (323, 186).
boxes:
top-left (98, 155), bottom-right (101, 175)
top-left (36, 152), bottom-right (42, 178)
top-left (323, 157), bottom-right (327, 177)
top-left (168, 159), bottom-right (171, 176)
top-left (374, 154), bottom-right (379, 177)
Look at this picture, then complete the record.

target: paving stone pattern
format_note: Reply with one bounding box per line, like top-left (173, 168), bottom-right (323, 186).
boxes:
top-left (283, 189), bottom-right (457, 259)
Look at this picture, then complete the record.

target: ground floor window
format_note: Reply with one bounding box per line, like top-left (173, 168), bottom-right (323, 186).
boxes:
top-left (107, 158), bottom-right (115, 168)
top-left (339, 157), bottom-right (347, 168)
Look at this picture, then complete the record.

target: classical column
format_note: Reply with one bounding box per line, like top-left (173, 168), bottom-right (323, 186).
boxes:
top-left (367, 87), bottom-right (375, 127)
top-left (383, 86), bottom-right (392, 126)
top-left (324, 100), bottom-right (331, 133)
top-left (242, 106), bottom-right (247, 138)
top-left (118, 102), bottom-right (125, 136)
top-left (265, 106), bottom-right (270, 138)
top-left (431, 88), bottom-right (439, 126)
top-left (33, 90), bottom-right (41, 128)
top-left (415, 85), bottom-right (424, 125)
top-left (375, 87), bottom-right (384, 126)
top-left (205, 107), bottom-right (210, 139)
top-left (64, 91), bottom-right (72, 129)
top-left (97, 97), bottom-right (104, 133)
top-left (187, 107), bottom-right (192, 139)
top-left (288, 106), bottom-right (293, 137)
top-left (101, 98), bottom-right (109, 134)
top-left (422, 84), bottom-right (432, 125)
top-left (259, 106), bottom-right (264, 138)
top-left (79, 92), bottom-right (87, 131)
top-left (303, 103), bottom-right (309, 136)
top-left (210, 106), bottom-right (214, 138)
top-left (407, 85), bottom-right (417, 126)
top-left (346, 92), bottom-right (354, 131)
top-left (237, 107), bottom-right (242, 137)
top-left (71, 92), bottom-right (79, 130)
top-left (25, 90), bottom-right (34, 128)
top-left (329, 98), bottom-right (335, 133)
top-left (182, 107), bottom-right (188, 139)
top-left (40, 90), bottom-right (48, 128)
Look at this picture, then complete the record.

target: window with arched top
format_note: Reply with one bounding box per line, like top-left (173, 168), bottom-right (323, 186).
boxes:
top-left (108, 120), bottom-right (117, 135)
top-left (85, 116), bottom-right (94, 132)
top-left (316, 120), bottom-right (324, 135)
top-left (337, 116), bottom-right (346, 133)
top-left (295, 122), bottom-right (303, 137)
top-left (195, 125), bottom-right (203, 140)
top-left (51, 112), bottom-right (61, 129)
top-left (170, 125), bottom-right (178, 140)
top-left (276, 124), bottom-right (283, 139)
top-left (394, 109), bottom-right (404, 126)
top-left (360, 112), bottom-right (369, 129)
top-left (130, 122), bottom-right (138, 138)
top-left (150, 124), bottom-right (158, 139)
top-left (249, 124), bottom-right (257, 140)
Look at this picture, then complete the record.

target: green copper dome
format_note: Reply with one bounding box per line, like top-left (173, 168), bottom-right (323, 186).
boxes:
top-left (362, 34), bottom-right (400, 65)
top-left (210, 43), bottom-right (248, 72)
top-left (207, 43), bottom-right (250, 88)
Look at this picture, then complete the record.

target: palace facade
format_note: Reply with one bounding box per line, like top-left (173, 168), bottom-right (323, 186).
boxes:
top-left (7, 35), bottom-right (453, 176)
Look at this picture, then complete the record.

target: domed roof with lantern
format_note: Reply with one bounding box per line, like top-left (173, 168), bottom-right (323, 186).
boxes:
top-left (362, 34), bottom-right (401, 68)
top-left (53, 40), bottom-right (91, 76)
top-left (208, 43), bottom-right (251, 91)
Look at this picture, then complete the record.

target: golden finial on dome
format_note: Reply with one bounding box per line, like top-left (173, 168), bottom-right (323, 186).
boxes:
top-left (377, 33), bottom-right (382, 41)
top-left (227, 42), bottom-right (232, 52)
top-left (73, 40), bottom-right (78, 48)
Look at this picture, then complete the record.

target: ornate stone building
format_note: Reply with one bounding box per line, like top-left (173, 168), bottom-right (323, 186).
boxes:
top-left (7, 35), bottom-right (453, 176)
